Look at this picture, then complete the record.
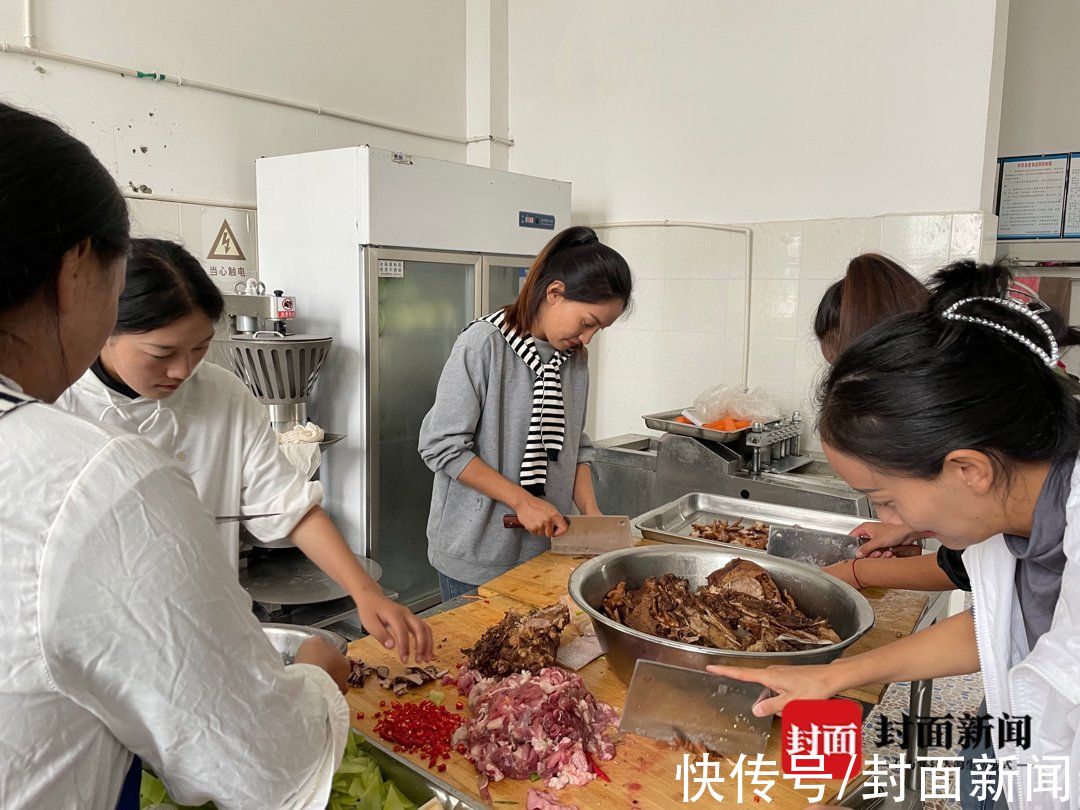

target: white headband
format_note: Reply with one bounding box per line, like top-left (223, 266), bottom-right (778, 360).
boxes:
top-left (941, 296), bottom-right (1060, 366)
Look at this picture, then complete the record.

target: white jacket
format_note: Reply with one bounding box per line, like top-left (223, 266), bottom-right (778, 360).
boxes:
top-left (0, 391), bottom-right (348, 809)
top-left (56, 362), bottom-right (322, 565)
top-left (964, 454), bottom-right (1080, 809)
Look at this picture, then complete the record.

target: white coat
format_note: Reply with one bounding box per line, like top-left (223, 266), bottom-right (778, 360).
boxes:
top-left (56, 361), bottom-right (322, 565)
top-left (0, 382), bottom-right (348, 809)
top-left (964, 454), bottom-right (1080, 809)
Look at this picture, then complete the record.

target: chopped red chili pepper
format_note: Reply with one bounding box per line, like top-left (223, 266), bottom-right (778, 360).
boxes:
top-left (374, 699), bottom-right (465, 771)
top-left (587, 753), bottom-right (611, 783)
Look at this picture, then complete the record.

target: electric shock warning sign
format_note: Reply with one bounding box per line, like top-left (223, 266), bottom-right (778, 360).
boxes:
top-left (207, 219), bottom-right (247, 260)
top-left (198, 208), bottom-right (257, 293)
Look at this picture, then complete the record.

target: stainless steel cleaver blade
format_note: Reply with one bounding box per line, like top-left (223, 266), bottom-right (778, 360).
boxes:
top-left (503, 514), bottom-right (634, 555)
top-left (620, 659), bottom-right (773, 758)
top-left (214, 513), bottom-right (282, 524)
top-left (766, 525), bottom-right (863, 567)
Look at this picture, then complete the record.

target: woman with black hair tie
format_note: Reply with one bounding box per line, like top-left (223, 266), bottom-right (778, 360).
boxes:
top-left (419, 226), bottom-right (633, 600)
top-left (820, 264), bottom-right (1080, 592)
top-left (57, 238), bottom-right (432, 664)
top-left (712, 259), bottom-right (1080, 808)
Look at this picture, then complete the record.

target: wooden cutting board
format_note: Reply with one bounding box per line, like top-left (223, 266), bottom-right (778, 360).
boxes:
top-left (346, 592), bottom-right (852, 808)
top-left (478, 550), bottom-right (931, 705)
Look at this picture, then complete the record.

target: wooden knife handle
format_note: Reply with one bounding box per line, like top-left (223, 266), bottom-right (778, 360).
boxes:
top-left (852, 534), bottom-right (923, 558)
top-left (503, 514), bottom-right (525, 529)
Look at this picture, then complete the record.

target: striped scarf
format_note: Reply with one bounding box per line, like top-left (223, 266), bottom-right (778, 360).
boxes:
top-left (474, 309), bottom-right (576, 496)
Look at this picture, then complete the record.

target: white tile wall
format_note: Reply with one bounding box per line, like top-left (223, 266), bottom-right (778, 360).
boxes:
top-left (588, 213), bottom-right (994, 445)
top-left (800, 218), bottom-right (884, 280)
top-left (749, 211), bottom-right (991, 451)
top-left (590, 225), bottom-right (748, 438)
top-left (880, 214), bottom-right (952, 280)
top-left (750, 279), bottom-right (798, 337)
top-left (752, 223), bottom-right (802, 280)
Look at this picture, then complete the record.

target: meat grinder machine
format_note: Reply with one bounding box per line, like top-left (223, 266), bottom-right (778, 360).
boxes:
top-left (216, 278), bottom-right (334, 433)
top-left (212, 279), bottom-right (382, 637)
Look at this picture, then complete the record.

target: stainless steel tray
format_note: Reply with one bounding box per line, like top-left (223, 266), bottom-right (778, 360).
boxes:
top-left (643, 409), bottom-right (750, 443)
top-left (356, 733), bottom-right (480, 809)
top-left (142, 729), bottom-right (480, 808)
top-left (634, 492), bottom-right (864, 548)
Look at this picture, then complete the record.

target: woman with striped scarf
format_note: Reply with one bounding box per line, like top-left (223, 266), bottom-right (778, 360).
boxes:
top-left (419, 226), bottom-right (633, 601)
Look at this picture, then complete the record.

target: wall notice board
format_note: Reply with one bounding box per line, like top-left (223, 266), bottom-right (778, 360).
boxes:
top-left (996, 153), bottom-right (1080, 240)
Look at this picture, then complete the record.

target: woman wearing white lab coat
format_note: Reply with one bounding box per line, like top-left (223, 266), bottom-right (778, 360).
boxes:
top-left (0, 103), bottom-right (350, 808)
top-left (57, 238), bottom-right (432, 662)
top-left (711, 261), bottom-right (1080, 809)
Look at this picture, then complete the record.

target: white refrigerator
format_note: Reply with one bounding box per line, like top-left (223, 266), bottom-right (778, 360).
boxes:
top-left (257, 146), bottom-right (572, 608)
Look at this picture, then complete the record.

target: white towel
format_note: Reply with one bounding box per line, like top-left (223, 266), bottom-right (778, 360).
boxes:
top-left (276, 422), bottom-right (325, 479)
top-left (279, 442), bottom-right (322, 480)
top-left (278, 422), bottom-right (325, 445)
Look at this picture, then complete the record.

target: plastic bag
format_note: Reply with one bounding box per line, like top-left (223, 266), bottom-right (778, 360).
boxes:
top-left (727, 387), bottom-right (781, 424)
top-left (690, 383), bottom-right (739, 423)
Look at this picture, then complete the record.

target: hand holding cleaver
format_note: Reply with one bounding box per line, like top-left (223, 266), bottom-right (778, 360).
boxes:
top-left (503, 513), bottom-right (634, 555)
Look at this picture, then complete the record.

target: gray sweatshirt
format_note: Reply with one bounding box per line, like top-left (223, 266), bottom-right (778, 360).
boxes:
top-left (418, 321), bottom-right (595, 585)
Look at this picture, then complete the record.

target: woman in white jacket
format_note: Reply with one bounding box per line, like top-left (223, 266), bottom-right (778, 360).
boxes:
top-left (57, 237), bottom-right (431, 663)
top-left (711, 260), bottom-right (1080, 809)
top-left (0, 103), bottom-right (351, 808)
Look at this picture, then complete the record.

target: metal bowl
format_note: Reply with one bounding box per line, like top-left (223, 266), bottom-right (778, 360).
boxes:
top-left (568, 545), bottom-right (875, 683)
top-left (261, 623), bottom-right (349, 665)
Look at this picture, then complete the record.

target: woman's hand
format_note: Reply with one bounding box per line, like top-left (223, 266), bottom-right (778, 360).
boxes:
top-left (514, 494), bottom-right (569, 538)
top-left (851, 521), bottom-right (925, 558)
top-left (354, 588), bottom-right (434, 664)
top-left (294, 636), bottom-right (350, 694)
top-left (705, 662), bottom-right (848, 717)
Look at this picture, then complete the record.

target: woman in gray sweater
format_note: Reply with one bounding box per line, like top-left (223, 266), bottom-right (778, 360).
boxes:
top-left (419, 227), bottom-right (633, 600)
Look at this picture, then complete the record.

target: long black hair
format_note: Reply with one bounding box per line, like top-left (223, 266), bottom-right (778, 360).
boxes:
top-left (818, 260), bottom-right (1080, 482)
top-left (504, 226), bottom-right (632, 333)
top-left (116, 238), bottom-right (224, 333)
top-left (0, 102), bottom-right (129, 314)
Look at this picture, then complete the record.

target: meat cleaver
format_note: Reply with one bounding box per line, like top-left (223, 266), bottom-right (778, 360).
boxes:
top-left (502, 514), bottom-right (633, 555)
top-left (766, 525), bottom-right (921, 566)
top-left (620, 659), bottom-right (773, 758)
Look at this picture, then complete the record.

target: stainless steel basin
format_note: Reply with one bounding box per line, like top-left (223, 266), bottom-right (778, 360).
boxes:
top-left (568, 545), bottom-right (875, 683)
top-left (261, 623), bottom-right (348, 665)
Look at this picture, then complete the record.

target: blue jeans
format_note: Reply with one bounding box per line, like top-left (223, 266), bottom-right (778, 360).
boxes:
top-left (438, 572), bottom-right (478, 602)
